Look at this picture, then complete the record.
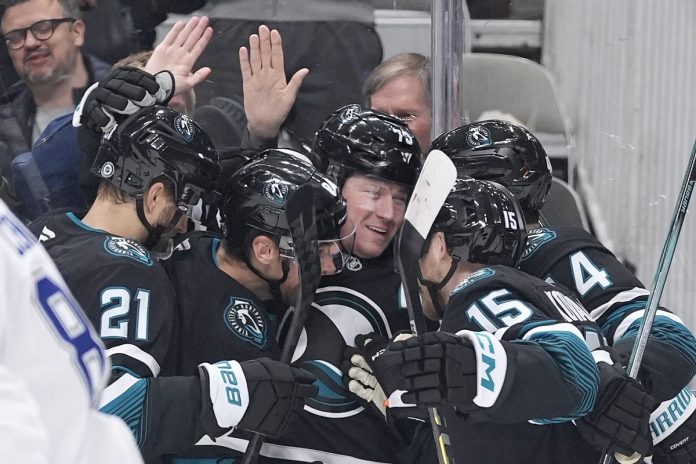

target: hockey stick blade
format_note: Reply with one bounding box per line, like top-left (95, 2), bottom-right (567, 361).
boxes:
top-left (396, 150), bottom-right (457, 464)
top-left (600, 139), bottom-right (696, 464)
top-left (241, 184), bottom-right (321, 464)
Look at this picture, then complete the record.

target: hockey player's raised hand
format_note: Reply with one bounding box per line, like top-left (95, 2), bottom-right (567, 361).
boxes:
top-left (576, 351), bottom-right (655, 463)
top-left (240, 25), bottom-right (308, 140)
top-left (198, 358), bottom-right (317, 438)
top-left (145, 16), bottom-right (213, 96)
top-left (379, 331), bottom-right (480, 407)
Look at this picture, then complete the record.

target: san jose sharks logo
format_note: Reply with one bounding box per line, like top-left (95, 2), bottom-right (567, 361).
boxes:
top-left (466, 125), bottom-right (493, 148)
top-left (521, 228), bottom-right (557, 260)
top-left (339, 106), bottom-right (359, 123)
top-left (263, 178), bottom-right (289, 205)
top-left (224, 298), bottom-right (267, 348)
top-left (451, 268), bottom-right (495, 295)
top-left (174, 115), bottom-right (196, 141)
top-left (103, 237), bottom-right (153, 266)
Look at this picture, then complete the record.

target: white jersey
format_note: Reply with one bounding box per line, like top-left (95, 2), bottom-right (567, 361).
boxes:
top-left (0, 200), bottom-right (143, 464)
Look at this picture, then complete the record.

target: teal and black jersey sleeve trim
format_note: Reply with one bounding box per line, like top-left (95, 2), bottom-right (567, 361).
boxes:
top-left (524, 328), bottom-right (599, 422)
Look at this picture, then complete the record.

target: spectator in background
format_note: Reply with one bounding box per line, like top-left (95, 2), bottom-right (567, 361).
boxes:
top-left (0, 0), bottom-right (110, 209)
top-left (194, 0), bottom-right (383, 145)
top-left (363, 52), bottom-right (432, 152)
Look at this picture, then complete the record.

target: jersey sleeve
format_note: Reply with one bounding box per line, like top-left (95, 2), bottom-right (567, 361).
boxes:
top-left (597, 293), bottom-right (696, 401)
top-left (443, 284), bottom-right (599, 424)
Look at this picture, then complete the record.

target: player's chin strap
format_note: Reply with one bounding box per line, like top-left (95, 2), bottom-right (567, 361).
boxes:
top-left (242, 250), bottom-right (290, 302)
top-left (135, 194), bottom-right (186, 250)
top-left (418, 256), bottom-right (460, 318)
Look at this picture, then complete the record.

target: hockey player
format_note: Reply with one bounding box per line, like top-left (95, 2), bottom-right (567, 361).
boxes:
top-left (161, 149), bottom-right (350, 460)
top-left (374, 178), bottom-right (609, 463)
top-left (0, 198), bottom-right (143, 464)
top-left (233, 104), bottom-right (423, 463)
top-left (432, 119), bottom-right (696, 463)
top-left (28, 106), bottom-right (317, 462)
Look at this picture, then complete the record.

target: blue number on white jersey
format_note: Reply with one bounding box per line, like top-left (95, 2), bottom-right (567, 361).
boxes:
top-left (36, 276), bottom-right (106, 404)
top-left (569, 251), bottom-right (612, 296)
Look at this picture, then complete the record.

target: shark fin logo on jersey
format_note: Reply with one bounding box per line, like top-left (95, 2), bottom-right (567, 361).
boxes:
top-left (103, 237), bottom-right (153, 266)
top-left (263, 178), bottom-right (289, 205)
top-left (345, 255), bottom-right (362, 271)
top-left (224, 298), bottom-right (267, 348)
top-left (451, 268), bottom-right (495, 295)
top-left (174, 115), bottom-right (196, 141)
top-left (466, 125), bottom-right (492, 148)
top-left (521, 228), bottom-right (557, 260)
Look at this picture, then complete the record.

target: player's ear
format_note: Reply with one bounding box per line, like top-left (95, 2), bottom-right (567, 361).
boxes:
top-left (434, 231), bottom-right (449, 260)
top-left (143, 182), bottom-right (167, 212)
top-left (250, 235), bottom-right (277, 265)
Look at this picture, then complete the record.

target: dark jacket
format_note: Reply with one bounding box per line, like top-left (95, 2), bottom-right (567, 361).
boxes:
top-left (0, 53), bottom-right (110, 184)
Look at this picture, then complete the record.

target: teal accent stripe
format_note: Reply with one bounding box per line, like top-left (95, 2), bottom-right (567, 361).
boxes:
top-left (66, 212), bottom-right (107, 233)
top-left (212, 238), bottom-right (221, 268)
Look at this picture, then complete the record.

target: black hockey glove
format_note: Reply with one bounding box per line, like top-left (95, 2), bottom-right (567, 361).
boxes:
top-left (73, 66), bottom-right (174, 134)
top-left (650, 388), bottom-right (696, 464)
top-left (614, 337), bottom-right (693, 403)
top-left (576, 350), bottom-right (656, 461)
top-left (379, 331), bottom-right (479, 407)
top-left (198, 358), bottom-right (317, 439)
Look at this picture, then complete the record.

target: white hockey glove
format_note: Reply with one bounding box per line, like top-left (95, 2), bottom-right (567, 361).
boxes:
top-left (198, 358), bottom-right (317, 439)
top-left (73, 66), bottom-right (174, 134)
top-left (342, 332), bottom-right (415, 417)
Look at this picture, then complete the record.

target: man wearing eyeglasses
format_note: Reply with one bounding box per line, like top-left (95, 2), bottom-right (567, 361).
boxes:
top-left (0, 0), bottom-right (109, 210)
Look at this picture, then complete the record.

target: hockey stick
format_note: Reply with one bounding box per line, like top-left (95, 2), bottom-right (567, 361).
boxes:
top-left (241, 184), bottom-right (322, 464)
top-left (396, 150), bottom-right (457, 464)
top-left (600, 138), bottom-right (696, 464)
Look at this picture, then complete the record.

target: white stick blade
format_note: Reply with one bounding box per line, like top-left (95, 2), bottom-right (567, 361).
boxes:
top-left (405, 149), bottom-right (458, 238)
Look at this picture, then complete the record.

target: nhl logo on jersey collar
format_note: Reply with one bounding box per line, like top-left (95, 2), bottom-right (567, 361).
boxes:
top-left (103, 237), bottom-right (153, 266)
top-left (345, 255), bottom-right (362, 271)
top-left (466, 125), bottom-right (493, 148)
top-left (224, 298), bottom-right (267, 348)
top-left (174, 115), bottom-right (196, 141)
top-left (263, 178), bottom-right (289, 205)
top-left (521, 228), bottom-right (557, 261)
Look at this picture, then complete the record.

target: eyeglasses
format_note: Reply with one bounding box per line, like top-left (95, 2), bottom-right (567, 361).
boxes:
top-left (3, 18), bottom-right (76, 50)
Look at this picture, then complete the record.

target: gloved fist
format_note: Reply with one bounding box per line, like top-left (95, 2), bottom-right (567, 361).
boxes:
top-left (198, 358), bottom-right (317, 438)
top-left (342, 332), bottom-right (412, 416)
top-left (576, 351), bottom-right (656, 460)
top-left (73, 66), bottom-right (175, 134)
top-left (379, 331), bottom-right (479, 407)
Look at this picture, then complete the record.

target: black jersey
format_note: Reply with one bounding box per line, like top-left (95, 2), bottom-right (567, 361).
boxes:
top-left (439, 265), bottom-right (602, 464)
top-left (29, 212), bottom-right (211, 461)
top-left (520, 226), bottom-right (696, 401)
top-left (265, 251), bottom-right (411, 463)
top-left (163, 232), bottom-right (281, 375)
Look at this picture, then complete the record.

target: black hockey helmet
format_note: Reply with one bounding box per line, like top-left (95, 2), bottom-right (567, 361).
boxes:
top-left (222, 148), bottom-right (347, 258)
top-left (431, 120), bottom-right (552, 220)
top-left (312, 104), bottom-right (422, 188)
top-left (92, 105), bottom-right (221, 205)
top-left (432, 178), bottom-right (527, 267)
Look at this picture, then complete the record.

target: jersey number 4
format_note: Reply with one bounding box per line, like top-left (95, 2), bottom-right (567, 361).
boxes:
top-left (100, 288), bottom-right (150, 341)
top-left (569, 251), bottom-right (612, 296)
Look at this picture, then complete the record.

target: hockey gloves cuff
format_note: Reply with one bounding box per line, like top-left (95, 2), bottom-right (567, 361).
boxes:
top-left (198, 358), bottom-right (317, 439)
top-left (73, 66), bottom-right (175, 134)
top-left (576, 349), bottom-right (656, 460)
